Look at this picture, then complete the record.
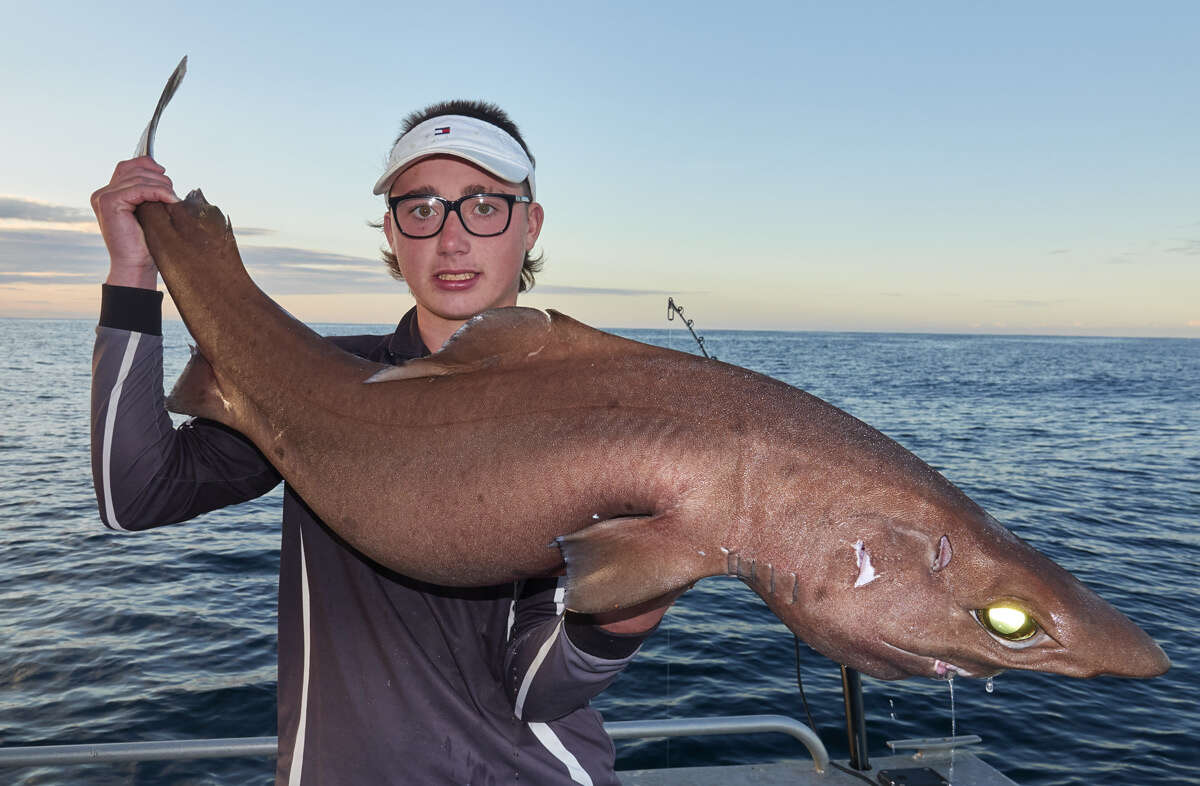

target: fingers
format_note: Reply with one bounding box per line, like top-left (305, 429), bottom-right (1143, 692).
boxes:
top-left (91, 157), bottom-right (179, 217)
top-left (92, 157), bottom-right (181, 285)
top-left (110, 155), bottom-right (164, 179)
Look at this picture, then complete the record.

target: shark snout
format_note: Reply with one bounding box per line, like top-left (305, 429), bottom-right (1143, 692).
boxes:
top-left (1060, 624), bottom-right (1170, 678)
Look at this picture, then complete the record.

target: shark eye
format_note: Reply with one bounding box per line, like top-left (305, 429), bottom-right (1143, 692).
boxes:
top-left (975, 605), bottom-right (1039, 642)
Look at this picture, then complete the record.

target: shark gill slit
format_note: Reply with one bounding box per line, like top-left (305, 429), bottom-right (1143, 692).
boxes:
top-left (721, 546), bottom-right (734, 576)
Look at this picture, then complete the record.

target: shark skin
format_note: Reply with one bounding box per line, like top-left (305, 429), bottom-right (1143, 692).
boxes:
top-left (134, 191), bottom-right (1169, 682)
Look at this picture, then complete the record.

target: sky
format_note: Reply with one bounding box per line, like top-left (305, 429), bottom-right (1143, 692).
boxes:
top-left (2, 2), bottom-right (1197, 337)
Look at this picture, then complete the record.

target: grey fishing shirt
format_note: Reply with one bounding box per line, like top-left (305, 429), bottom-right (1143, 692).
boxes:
top-left (90, 284), bottom-right (652, 785)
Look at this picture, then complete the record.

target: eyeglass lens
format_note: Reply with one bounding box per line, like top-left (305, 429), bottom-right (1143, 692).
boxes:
top-left (393, 195), bottom-right (513, 238)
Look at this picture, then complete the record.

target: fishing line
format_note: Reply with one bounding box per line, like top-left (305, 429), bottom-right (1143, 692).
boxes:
top-left (793, 636), bottom-right (818, 733)
top-left (659, 296), bottom-right (715, 769)
top-left (666, 623), bottom-right (671, 768)
top-left (666, 301), bottom-right (855, 783)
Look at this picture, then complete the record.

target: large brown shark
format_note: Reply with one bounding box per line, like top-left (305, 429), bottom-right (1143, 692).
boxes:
top-left (134, 191), bottom-right (1169, 682)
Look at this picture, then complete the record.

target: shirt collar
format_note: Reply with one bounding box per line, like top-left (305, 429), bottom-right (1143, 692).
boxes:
top-left (386, 307), bottom-right (431, 361)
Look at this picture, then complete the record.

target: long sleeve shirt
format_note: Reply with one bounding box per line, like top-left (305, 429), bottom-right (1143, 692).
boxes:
top-left (90, 285), bottom-right (651, 785)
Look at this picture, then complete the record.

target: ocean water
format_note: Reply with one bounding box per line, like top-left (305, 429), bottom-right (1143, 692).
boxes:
top-left (0, 316), bottom-right (1196, 785)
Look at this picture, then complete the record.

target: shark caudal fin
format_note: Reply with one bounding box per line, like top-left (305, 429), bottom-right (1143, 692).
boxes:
top-left (166, 347), bottom-right (231, 424)
top-left (556, 513), bottom-right (722, 614)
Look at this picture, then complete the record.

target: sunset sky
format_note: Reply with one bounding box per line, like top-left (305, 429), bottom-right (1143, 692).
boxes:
top-left (3, 2), bottom-right (1197, 336)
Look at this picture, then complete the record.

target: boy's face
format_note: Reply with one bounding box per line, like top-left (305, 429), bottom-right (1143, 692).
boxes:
top-left (384, 155), bottom-right (543, 339)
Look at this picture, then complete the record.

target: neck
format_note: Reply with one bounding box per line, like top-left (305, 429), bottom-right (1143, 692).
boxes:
top-left (415, 307), bottom-right (468, 353)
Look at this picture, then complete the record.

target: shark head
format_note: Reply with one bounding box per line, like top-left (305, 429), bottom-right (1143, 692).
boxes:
top-left (757, 504), bottom-right (1170, 682)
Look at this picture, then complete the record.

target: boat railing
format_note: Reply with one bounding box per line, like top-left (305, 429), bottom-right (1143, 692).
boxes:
top-left (0, 714), bottom-right (829, 774)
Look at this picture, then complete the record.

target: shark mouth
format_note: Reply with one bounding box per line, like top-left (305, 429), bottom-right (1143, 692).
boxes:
top-left (881, 641), bottom-right (987, 680)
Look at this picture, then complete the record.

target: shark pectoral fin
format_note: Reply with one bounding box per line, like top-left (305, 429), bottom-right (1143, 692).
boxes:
top-left (557, 513), bottom-right (720, 614)
top-left (166, 348), bottom-right (229, 423)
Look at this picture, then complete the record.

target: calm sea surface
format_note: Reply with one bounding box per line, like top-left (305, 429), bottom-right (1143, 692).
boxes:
top-left (1, 317), bottom-right (1197, 785)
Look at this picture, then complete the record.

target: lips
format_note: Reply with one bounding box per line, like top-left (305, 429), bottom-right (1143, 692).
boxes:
top-left (934, 658), bottom-right (975, 679)
top-left (882, 641), bottom-right (997, 680)
top-left (432, 270), bottom-right (479, 291)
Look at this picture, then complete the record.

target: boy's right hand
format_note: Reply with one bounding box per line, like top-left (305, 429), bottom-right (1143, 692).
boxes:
top-left (90, 156), bottom-right (179, 289)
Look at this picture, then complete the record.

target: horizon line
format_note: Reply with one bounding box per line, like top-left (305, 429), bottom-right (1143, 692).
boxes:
top-left (2, 313), bottom-right (1195, 342)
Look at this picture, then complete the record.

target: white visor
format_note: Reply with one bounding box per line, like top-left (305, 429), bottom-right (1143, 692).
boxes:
top-left (373, 114), bottom-right (536, 200)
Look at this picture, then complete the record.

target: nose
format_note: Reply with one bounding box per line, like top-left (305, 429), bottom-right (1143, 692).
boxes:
top-left (437, 209), bottom-right (471, 255)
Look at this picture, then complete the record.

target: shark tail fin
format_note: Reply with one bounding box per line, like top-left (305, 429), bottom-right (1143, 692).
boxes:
top-left (556, 512), bottom-right (721, 614)
top-left (166, 347), bottom-right (230, 424)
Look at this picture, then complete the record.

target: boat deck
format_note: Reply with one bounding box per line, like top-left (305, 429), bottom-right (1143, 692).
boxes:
top-left (621, 751), bottom-right (1017, 785)
top-left (0, 714), bottom-right (1020, 784)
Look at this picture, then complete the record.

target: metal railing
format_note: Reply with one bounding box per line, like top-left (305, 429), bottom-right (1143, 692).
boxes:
top-left (0, 714), bottom-right (828, 773)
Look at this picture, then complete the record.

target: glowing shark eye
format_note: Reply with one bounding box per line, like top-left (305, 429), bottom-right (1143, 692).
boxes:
top-left (976, 605), bottom-right (1038, 641)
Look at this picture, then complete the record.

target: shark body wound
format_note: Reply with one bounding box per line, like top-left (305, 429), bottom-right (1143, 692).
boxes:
top-left (134, 191), bottom-right (1170, 682)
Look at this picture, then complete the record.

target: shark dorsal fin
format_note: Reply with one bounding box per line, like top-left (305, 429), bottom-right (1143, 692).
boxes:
top-left (366, 306), bottom-right (663, 384)
top-left (439, 306), bottom-right (555, 364)
top-left (366, 307), bottom-right (566, 383)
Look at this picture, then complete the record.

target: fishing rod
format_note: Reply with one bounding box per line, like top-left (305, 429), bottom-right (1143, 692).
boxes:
top-left (665, 297), bottom-right (714, 360)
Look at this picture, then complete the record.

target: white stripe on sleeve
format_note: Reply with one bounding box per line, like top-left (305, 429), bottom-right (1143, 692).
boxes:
top-left (514, 616), bottom-right (564, 721)
top-left (287, 528), bottom-right (313, 786)
top-left (553, 579), bottom-right (566, 617)
top-left (528, 721), bottom-right (594, 786)
top-left (101, 332), bottom-right (142, 531)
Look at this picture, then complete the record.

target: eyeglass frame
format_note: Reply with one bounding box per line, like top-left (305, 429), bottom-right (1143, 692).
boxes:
top-left (387, 192), bottom-right (532, 239)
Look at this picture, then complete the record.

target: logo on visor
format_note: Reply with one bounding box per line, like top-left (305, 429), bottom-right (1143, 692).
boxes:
top-left (434, 126), bottom-right (450, 135)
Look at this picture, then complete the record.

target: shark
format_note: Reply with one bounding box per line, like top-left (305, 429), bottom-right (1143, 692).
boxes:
top-left (133, 190), bottom-right (1169, 682)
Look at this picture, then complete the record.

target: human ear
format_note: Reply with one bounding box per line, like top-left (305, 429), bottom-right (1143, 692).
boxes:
top-left (383, 212), bottom-right (397, 252)
top-left (524, 202), bottom-right (544, 252)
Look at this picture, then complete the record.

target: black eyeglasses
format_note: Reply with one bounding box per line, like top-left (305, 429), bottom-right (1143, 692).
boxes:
top-left (388, 193), bottom-right (532, 238)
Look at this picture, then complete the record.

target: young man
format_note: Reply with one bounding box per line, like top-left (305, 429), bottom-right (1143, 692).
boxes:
top-left (90, 100), bottom-right (672, 785)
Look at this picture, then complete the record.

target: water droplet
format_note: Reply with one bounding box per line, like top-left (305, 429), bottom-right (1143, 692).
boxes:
top-left (985, 676), bottom-right (995, 694)
top-left (948, 675), bottom-right (956, 786)
top-left (888, 697), bottom-right (897, 721)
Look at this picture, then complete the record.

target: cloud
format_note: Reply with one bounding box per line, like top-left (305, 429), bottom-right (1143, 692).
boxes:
top-left (0, 229), bottom-right (108, 283)
top-left (983, 297), bottom-right (1070, 308)
top-left (239, 246), bottom-right (391, 294)
top-left (233, 226), bottom-right (275, 237)
top-left (1165, 240), bottom-right (1200, 255)
top-left (0, 226), bottom-right (693, 299)
top-left (0, 196), bottom-right (91, 223)
top-left (0, 226), bottom-right (388, 293)
top-left (1048, 248), bottom-right (1070, 255)
top-left (532, 284), bottom-right (689, 297)
top-left (0, 271), bottom-right (93, 284)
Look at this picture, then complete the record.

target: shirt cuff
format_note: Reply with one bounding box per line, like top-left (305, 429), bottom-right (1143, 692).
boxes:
top-left (100, 284), bottom-right (163, 336)
top-left (564, 613), bottom-right (658, 660)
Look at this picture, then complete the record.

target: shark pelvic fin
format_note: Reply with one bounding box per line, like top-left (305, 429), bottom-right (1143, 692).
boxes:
top-left (166, 347), bottom-right (230, 423)
top-left (556, 513), bottom-right (720, 614)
